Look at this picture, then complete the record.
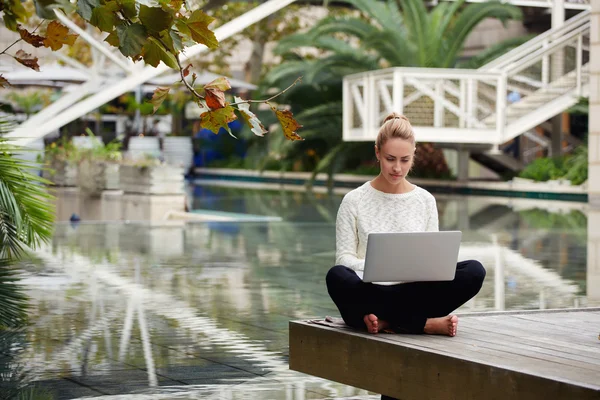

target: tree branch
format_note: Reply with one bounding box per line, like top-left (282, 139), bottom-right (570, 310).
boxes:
top-left (229, 76), bottom-right (303, 107)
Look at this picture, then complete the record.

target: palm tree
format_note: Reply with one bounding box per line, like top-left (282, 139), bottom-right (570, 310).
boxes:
top-left (0, 117), bottom-right (55, 327)
top-left (254, 0), bottom-right (525, 181)
top-left (0, 116), bottom-right (55, 397)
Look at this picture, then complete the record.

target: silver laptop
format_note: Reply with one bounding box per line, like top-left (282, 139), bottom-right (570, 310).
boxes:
top-left (362, 231), bottom-right (462, 283)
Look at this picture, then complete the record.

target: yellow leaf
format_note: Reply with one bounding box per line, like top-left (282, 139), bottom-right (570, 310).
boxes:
top-left (43, 21), bottom-right (77, 51)
top-left (271, 106), bottom-right (303, 141)
top-left (200, 106), bottom-right (237, 136)
top-left (149, 87), bottom-right (170, 113)
top-left (234, 96), bottom-right (267, 137)
top-left (204, 77), bottom-right (231, 92)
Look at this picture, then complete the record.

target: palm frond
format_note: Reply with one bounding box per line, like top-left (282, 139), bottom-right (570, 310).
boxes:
top-left (304, 54), bottom-right (378, 83)
top-left (397, 0), bottom-right (429, 66)
top-left (363, 30), bottom-right (415, 66)
top-left (342, 0), bottom-right (401, 32)
top-left (428, 0), bottom-right (465, 62)
top-left (457, 35), bottom-right (533, 69)
top-left (0, 114), bottom-right (17, 136)
top-left (0, 258), bottom-right (29, 329)
top-left (0, 138), bottom-right (55, 257)
top-left (442, 2), bottom-right (522, 67)
top-left (302, 16), bottom-right (379, 41)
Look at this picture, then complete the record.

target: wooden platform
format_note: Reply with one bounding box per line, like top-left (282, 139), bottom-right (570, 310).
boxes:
top-left (289, 309), bottom-right (600, 400)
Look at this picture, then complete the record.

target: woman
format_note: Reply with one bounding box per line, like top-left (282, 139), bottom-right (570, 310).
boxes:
top-left (326, 112), bottom-right (486, 339)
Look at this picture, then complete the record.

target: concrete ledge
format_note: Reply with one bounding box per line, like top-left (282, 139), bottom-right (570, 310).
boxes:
top-left (193, 168), bottom-right (588, 202)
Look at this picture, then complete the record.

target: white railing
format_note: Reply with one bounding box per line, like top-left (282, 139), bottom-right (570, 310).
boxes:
top-left (439, 0), bottom-right (590, 10)
top-left (343, 68), bottom-right (504, 144)
top-left (482, 10), bottom-right (590, 72)
top-left (343, 12), bottom-right (590, 146)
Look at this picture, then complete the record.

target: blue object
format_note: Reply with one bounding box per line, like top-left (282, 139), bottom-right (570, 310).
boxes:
top-left (193, 120), bottom-right (246, 167)
top-left (69, 213), bottom-right (81, 222)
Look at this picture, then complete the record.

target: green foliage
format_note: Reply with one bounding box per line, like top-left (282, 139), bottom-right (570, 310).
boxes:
top-left (0, 139), bottom-right (55, 260)
top-left (78, 128), bottom-right (123, 163)
top-left (519, 145), bottom-right (588, 185)
top-left (43, 136), bottom-right (78, 163)
top-left (1, 0), bottom-right (303, 142)
top-left (521, 208), bottom-right (586, 229)
top-left (564, 145), bottom-right (588, 185)
top-left (0, 258), bottom-right (28, 329)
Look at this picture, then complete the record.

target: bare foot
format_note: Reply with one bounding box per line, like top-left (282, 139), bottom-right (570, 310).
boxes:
top-left (363, 314), bottom-right (390, 334)
top-left (424, 315), bottom-right (458, 337)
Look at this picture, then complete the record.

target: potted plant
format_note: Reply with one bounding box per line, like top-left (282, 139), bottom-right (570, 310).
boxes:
top-left (42, 137), bottom-right (79, 187)
top-left (76, 129), bottom-right (123, 197)
top-left (119, 156), bottom-right (184, 195)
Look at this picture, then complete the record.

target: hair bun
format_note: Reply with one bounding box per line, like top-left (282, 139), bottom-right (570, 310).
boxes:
top-left (384, 112), bottom-right (410, 124)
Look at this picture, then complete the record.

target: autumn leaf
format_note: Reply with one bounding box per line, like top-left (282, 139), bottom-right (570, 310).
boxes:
top-left (204, 77), bottom-right (231, 91)
top-left (205, 89), bottom-right (226, 110)
top-left (18, 25), bottom-right (45, 47)
top-left (183, 10), bottom-right (218, 50)
top-left (0, 75), bottom-right (10, 88)
top-left (149, 87), bottom-right (170, 113)
top-left (43, 21), bottom-right (78, 51)
top-left (234, 96), bottom-right (267, 137)
top-left (182, 64), bottom-right (192, 77)
top-left (204, 77), bottom-right (230, 110)
top-left (14, 50), bottom-right (40, 71)
top-left (200, 106), bottom-right (237, 136)
top-left (271, 105), bottom-right (303, 141)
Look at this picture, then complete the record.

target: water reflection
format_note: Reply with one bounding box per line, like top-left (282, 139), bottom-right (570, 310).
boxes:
top-left (13, 185), bottom-right (599, 399)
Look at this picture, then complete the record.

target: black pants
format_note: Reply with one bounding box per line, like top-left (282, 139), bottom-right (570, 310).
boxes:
top-left (326, 260), bottom-right (486, 333)
top-left (326, 260), bottom-right (485, 400)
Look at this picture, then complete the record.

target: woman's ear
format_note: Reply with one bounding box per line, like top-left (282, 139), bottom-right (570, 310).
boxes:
top-left (374, 144), bottom-right (379, 161)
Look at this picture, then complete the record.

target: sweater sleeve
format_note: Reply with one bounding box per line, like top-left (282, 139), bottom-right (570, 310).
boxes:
top-left (426, 193), bottom-right (439, 232)
top-left (335, 194), bottom-right (365, 271)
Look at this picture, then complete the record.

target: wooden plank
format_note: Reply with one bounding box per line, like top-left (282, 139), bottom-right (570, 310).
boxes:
top-left (459, 317), bottom-right (600, 358)
top-left (511, 313), bottom-right (600, 332)
top-left (378, 329), bottom-right (600, 386)
top-left (464, 315), bottom-right (600, 348)
top-left (456, 324), bottom-right (600, 367)
top-left (289, 310), bottom-right (600, 400)
top-left (453, 329), bottom-right (600, 370)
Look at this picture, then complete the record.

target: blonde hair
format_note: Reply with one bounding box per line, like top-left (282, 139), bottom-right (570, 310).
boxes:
top-left (375, 112), bottom-right (416, 149)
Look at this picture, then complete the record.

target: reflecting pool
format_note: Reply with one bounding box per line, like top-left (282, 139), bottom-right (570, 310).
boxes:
top-left (5, 184), bottom-right (598, 399)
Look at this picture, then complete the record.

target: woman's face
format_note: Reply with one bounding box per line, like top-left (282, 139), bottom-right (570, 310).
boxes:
top-left (375, 138), bottom-right (415, 185)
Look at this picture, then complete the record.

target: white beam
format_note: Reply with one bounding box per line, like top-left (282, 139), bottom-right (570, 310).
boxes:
top-left (6, 0), bottom-right (298, 146)
top-left (54, 10), bottom-right (133, 73)
top-left (15, 80), bottom-right (100, 132)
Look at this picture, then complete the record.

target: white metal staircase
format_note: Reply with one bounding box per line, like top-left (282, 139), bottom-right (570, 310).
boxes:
top-left (342, 10), bottom-right (590, 154)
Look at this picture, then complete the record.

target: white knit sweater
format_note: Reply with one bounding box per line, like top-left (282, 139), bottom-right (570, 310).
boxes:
top-left (335, 181), bottom-right (439, 275)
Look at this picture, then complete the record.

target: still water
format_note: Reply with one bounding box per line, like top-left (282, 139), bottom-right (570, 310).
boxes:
top-left (4, 184), bottom-right (598, 399)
